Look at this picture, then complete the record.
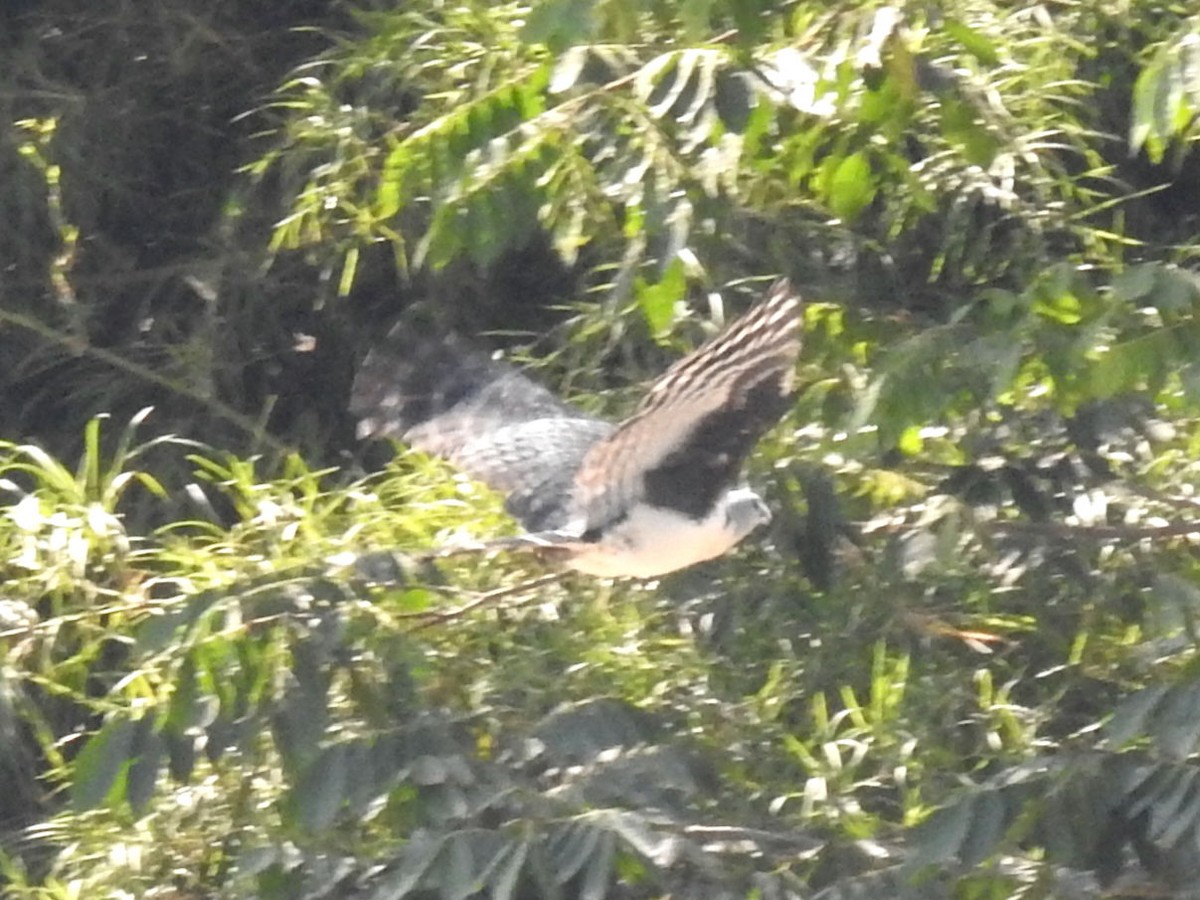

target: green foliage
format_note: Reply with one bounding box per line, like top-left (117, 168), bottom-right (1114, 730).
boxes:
top-left (255, 0), bottom-right (1152, 328)
top-left (1131, 22), bottom-right (1200, 166)
top-left (7, 0), bottom-right (1200, 898)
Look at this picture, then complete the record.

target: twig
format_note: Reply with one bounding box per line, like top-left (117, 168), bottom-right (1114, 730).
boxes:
top-left (863, 516), bottom-right (1200, 542)
top-left (980, 519), bottom-right (1200, 541)
top-left (404, 572), bottom-right (566, 632)
top-left (0, 307), bottom-right (291, 457)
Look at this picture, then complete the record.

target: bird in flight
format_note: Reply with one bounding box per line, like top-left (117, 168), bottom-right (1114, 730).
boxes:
top-left (351, 279), bottom-right (802, 578)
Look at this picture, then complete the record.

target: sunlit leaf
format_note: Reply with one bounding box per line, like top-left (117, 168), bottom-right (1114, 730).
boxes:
top-left (943, 17), bottom-right (1000, 66)
top-left (579, 830), bottom-right (615, 900)
top-left (636, 259), bottom-right (686, 337)
top-left (521, 0), bottom-right (598, 53)
top-left (1131, 32), bottom-right (1200, 161)
top-left (827, 152), bottom-right (876, 222)
top-left (549, 47), bottom-right (590, 94)
top-left (1032, 289), bottom-right (1082, 325)
top-left (487, 837), bottom-right (529, 900)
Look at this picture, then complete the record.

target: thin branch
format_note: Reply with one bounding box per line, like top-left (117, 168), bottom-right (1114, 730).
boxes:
top-left (863, 516), bottom-right (1200, 542)
top-left (980, 519), bottom-right (1200, 541)
top-left (404, 572), bottom-right (565, 631)
top-left (0, 307), bottom-right (292, 458)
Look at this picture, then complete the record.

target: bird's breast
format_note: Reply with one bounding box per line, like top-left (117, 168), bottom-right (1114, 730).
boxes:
top-left (565, 501), bottom-right (749, 578)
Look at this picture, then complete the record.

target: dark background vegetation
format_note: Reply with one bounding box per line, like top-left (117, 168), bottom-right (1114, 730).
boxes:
top-left (5, 1), bottom-right (1200, 898)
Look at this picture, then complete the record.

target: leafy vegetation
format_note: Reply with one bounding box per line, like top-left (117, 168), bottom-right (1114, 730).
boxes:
top-left (5, 1), bottom-right (1200, 897)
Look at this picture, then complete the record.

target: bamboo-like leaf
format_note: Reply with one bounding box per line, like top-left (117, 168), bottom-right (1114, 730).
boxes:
top-left (579, 830), bottom-right (615, 900)
top-left (73, 714), bottom-right (136, 811)
top-left (549, 47), bottom-right (590, 94)
top-left (827, 152), bottom-right (876, 222)
top-left (943, 18), bottom-right (1000, 66)
top-left (1106, 684), bottom-right (1170, 747)
top-left (291, 742), bottom-right (350, 833)
top-left (371, 835), bottom-right (446, 900)
top-left (1125, 763), bottom-right (1181, 820)
top-left (126, 715), bottom-right (164, 816)
top-left (603, 810), bottom-right (677, 864)
top-left (910, 795), bottom-right (972, 867)
top-left (957, 790), bottom-right (1009, 866)
top-left (1155, 773), bottom-right (1200, 848)
top-left (166, 731), bottom-right (198, 782)
top-left (520, 0), bottom-right (598, 52)
top-left (344, 738), bottom-right (380, 819)
top-left (1130, 32), bottom-right (1200, 161)
top-left (635, 261), bottom-right (686, 338)
top-left (634, 52), bottom-right (683, 109)
top-left (676, 51), bottom-right (719, 126)
top-left (488, 837), bottom-right (529, 900)
top-left (1146, 765), bottom-right (1200, 844)
top-left (437, 831), bottom-right (479, 900)
top-left (550, 821), bottom-right (600, 884)
top-left (1152, 682), bottom-right (1200, 759)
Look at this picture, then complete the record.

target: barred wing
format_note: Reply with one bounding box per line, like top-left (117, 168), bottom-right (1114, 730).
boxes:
top-left (352, 327), bottom-right (613, 531)
top-left (570, 280), bottom-right (801, 530)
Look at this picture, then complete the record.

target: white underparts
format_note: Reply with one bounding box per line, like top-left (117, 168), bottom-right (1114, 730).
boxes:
top-left (563, 487), bottom-right (771, 578)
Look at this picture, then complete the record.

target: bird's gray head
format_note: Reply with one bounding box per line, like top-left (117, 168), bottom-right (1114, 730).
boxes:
top-left (723, 487), bottom-right (772, 540)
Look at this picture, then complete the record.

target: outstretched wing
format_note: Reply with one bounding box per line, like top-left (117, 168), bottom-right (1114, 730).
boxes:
top-left (570, 280), bottom-right (801, 530)
top-left (351, 327), bottom-right (613, 531)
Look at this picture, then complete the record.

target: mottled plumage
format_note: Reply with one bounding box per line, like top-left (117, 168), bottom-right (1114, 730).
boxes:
top-left (351, 280), bottom-right (802, 577)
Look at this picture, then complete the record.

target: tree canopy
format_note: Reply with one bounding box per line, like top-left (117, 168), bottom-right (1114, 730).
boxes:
top-left (5, 1), bottom-right (1200, 898)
